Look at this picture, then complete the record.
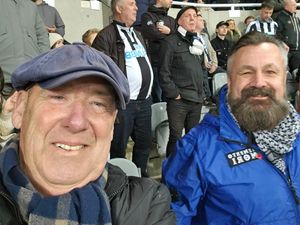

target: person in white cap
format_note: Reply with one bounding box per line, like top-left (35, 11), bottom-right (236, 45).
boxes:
top-left (49, 32), bottom-right (64, 49)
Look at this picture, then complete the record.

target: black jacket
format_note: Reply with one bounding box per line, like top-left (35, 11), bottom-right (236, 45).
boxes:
top-left (159, 31), bottom-right (204, 103)
top-left (0, 164), bottom-right (176, 225)
top-left (140, 5), bottom-right (176, 66)
top-left (211, 36), bottom-right (233, 70)
top-left (275, 9), bottom-right (300, 51)
top-left (92, 21), bottom-right (147, 76)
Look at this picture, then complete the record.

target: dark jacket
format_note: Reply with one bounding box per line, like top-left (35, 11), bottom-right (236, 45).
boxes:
top-left (0, 164), bottom-right (176, 225)
top-left (92, 21), bottom-right (147, 76)
top-left (211, 36), bottom-right (233, 70)
top-left (159, 31), bottom-right (204, 103)
top-left (275, 9), bottom-right (300, 51)
top-left (140, 5), bottom-right (176, 66)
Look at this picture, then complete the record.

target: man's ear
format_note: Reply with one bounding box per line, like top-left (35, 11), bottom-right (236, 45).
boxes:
top-left (115, 4), bottom-right (122, 14)
top-left (110, 110), bottom-right (118, 141)
top-left (12, 91), bottom-right (28, 129)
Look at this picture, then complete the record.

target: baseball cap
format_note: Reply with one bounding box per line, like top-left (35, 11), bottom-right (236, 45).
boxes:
top-left (216, 21), bottom-right (229, 29)
top-left (11, 43), bottom-right (130, 109)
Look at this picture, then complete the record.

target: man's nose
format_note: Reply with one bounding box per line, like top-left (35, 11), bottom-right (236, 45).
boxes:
top-left (62, 102), bottom-right (89, 133)
top-left (251, 73), bottom-right (267, 88)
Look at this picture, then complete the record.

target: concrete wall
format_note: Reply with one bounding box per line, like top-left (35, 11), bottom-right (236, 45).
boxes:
top-left (55, 0), bottom-right (104, 43)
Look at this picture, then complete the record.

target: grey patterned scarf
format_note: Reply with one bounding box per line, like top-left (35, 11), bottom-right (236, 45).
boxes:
top-left (0, 138), bottom-right (112, 225)
top-left (253, 103), bottom-right (300, 174)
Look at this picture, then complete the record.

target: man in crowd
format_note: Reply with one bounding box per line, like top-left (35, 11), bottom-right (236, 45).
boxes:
top-left (211, 21), bottom-right (233, 70)
top-left (0, 0), bottom-right (49, 98)
top-left (140, 0), bottom-right (176, 103)
top-left (159, 6), bottom-right (204, 156)
top-left (163, 32), bottom-right (300, 225)
top-left (275, 0), bottom-right (300, 78)
top-left (0, 44), bottom-right (175, 224)
top-left (92, 0), bottom-right (153, 177)
top-left (163, 31), bottom-right (300, 224)
top-left (32, 0), bottom-right (65, 37)
top-left (246, 0), bottom-right (278, 36)
top-left (195, 13), bottom-right (224, 105)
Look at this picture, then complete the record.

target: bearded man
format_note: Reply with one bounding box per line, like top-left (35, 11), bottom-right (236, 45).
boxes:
top-left (162, 31), bottom-right (300, 225)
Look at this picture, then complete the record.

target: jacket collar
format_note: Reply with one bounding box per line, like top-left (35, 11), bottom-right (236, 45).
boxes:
top-left (105, 163), bottom-right (128, 200)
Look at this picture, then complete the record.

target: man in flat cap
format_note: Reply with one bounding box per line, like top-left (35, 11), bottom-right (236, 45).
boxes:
top-left (159, 6), bottom-right (205, 156)
top-left (0, 44), bottom-right (175, 225)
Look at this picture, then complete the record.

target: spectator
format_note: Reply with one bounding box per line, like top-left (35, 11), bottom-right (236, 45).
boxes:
top-left (82, 28), bottom-right (100, 46)
top-left (159, 6), bottom-right (204, 156)
top-left (211, 21), bottom-right (233, 70)
top-left (195, 13), bottom-right (223, 105)
top-left (32, 0), bottom-right (65, 37)
top-left (0, 0), bottom-right (49, 99)
top-left (271, 0), bottom-right (285, 19)
top-left (92, 0), bottom-right (153, 177)
top-left (163, 31), bottom-right (300, 225)
top-left (141, 0), bottom-right (176, 103)
top-left (49, 32), bottom-right (64, 49)
top-left (0, 67), bottom-right (17, 149)
top-left (0, 43), bottom-right (175, 224)
top-left (134, 0), bottom-right (155, 31)
top-left (226, 19), bottom-right (241, 44)
top-left (242, 15), bottom-right (255, 33)
top-left (245, 1), bottom-right (278, 36)
top-left (275, 0), bottom-right (300, 77)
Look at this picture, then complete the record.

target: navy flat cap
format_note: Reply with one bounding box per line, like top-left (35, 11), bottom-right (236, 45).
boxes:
top-left (12, 43), bottom-right (130, 109)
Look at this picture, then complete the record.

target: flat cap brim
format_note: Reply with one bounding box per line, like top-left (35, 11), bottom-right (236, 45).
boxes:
top-left (12, 43), bottom-right (130, 110)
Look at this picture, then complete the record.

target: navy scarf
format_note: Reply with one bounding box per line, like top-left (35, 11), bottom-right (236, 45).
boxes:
top-left (0, 138), bottom-right (112, 225)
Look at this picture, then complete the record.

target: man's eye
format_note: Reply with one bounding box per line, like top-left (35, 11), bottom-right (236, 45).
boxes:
top-left (50, 95), bottom-right (64, 100)
top-left (266, 70), bottom-right (276, 75)
top-left (91, 101), bottom-right (111, 113)
top-left (240, 71), bottom-right (252, 75)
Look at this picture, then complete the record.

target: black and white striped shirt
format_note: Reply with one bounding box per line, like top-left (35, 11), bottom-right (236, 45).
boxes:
top-left (116, 24), bottom-right (153, 100)
top-left (245, 18), bottom-right (278, 36)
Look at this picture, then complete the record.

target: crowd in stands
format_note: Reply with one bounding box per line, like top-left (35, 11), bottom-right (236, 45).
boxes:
top-left (1, 0), bottom-right (300, 223)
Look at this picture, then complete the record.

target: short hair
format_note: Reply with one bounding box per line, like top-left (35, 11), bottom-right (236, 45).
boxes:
top-left (227, 31), bottom-right (288, 75)
top-left (82, 28), bottom-right (99, 44)
top-left (0, 67), bottom-right (4, 93)
top-left (261, 0), bottom-right (275, 9)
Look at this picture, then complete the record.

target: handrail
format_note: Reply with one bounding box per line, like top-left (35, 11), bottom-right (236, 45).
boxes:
top-left (172, 1), bottom-right (261, 9)
top-left (172, 1), bottom-right (300, 9)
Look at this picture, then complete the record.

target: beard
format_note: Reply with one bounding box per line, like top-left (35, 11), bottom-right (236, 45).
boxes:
top-left (228, 87), bottom-right (290, 132)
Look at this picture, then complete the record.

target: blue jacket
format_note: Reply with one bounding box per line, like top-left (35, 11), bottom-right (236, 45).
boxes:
top-left (163, 86), bottom-right (300, 225)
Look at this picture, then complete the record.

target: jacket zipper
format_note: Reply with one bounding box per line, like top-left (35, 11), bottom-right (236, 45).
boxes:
top-left (0, 190), bottom-right (24, 223)
top-left (221, 136), bottom-right (300, 216)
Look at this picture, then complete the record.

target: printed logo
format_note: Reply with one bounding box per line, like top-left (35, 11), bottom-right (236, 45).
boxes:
top-left (125, 44), bottom-right (147, 59)
top-left (226, 148), bottom-right (262, 167)
top-left (147, 20), bottom-right (153, 26)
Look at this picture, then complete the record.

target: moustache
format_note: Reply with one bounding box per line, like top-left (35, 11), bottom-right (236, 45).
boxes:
top-left (241, 87), bottom-right (275, 100)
